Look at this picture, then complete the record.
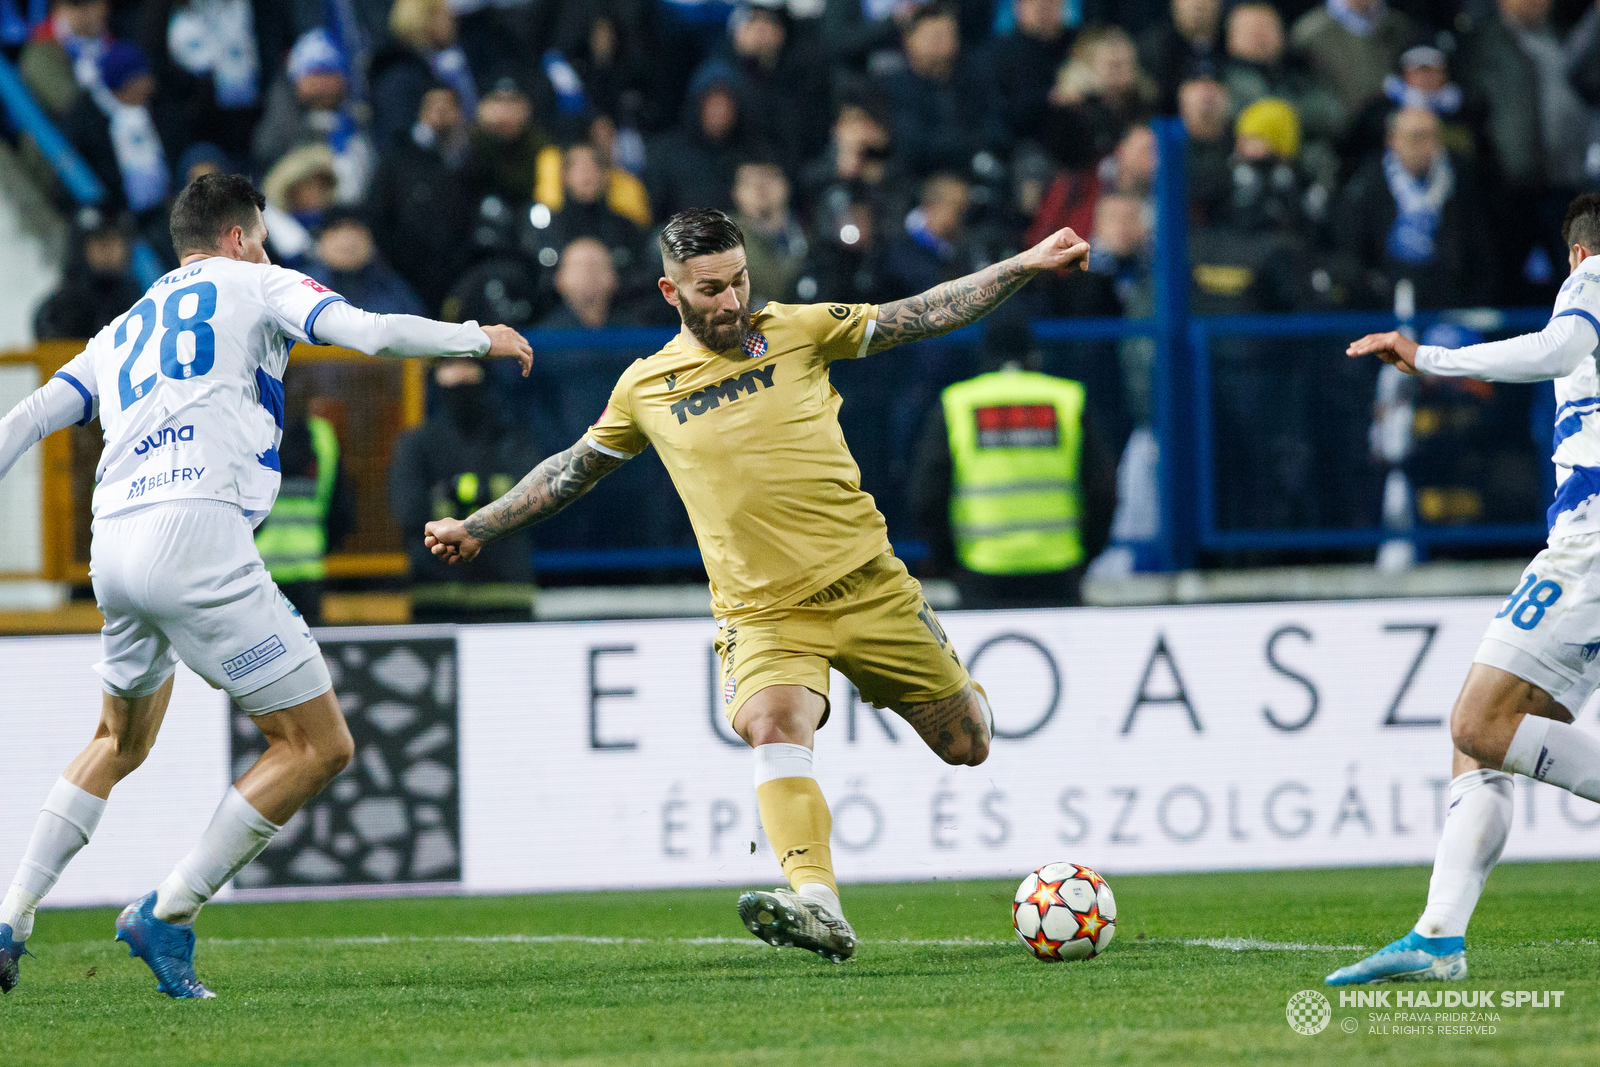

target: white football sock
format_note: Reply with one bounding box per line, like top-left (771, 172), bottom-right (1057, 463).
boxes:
top-left (1413, 769), bottom-right (1513, 939)
top-left (1, 778), bottom-right (106, 942)
top-left (153, 788), bottom-right (280, 925)
top-left (797, 882), bottom-right (843, 917)
top-left (752, 742), bottom-right (814, 786)
top-left (1502, 714), bottom-right (1600, 800)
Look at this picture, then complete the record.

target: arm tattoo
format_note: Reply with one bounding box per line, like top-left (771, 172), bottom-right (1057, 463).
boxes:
top-left (869, 257), bottom-right (1036, 353)
top-left (463, 440), bottom-right (627, 543)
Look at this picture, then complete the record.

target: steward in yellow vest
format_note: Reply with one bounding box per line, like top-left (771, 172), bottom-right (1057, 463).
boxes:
top-left (254, 413), bottom-right (352, 625)
top-left (911, 326), bottom-right (1115, 607)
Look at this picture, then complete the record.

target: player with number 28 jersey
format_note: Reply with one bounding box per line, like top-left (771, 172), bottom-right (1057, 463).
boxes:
top-left (0, 175), bottom-right (532, 1000)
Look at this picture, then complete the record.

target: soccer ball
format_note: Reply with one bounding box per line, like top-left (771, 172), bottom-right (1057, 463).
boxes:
top-left (1012, 862), bottom-right (1116, 961)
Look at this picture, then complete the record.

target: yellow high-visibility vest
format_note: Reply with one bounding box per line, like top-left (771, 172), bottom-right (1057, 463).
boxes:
top-left (941, 370), bottom-right (1086, 575)
top-left (255, 415), bottom-right (339, 584)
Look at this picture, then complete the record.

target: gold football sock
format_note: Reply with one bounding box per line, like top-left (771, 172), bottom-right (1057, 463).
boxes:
top-left (756, 775), bottom-right (838, 896)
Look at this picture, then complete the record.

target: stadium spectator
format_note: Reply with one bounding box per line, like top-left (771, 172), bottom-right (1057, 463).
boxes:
top-left (469, 74), bottom-right (549, 205)
top-left (535, 122), bottom-right (652, 227)
top-left (789, 197), bottom-right (893, 305)
top-left (1461, 0), bottom-right (1598, 194)
top-left (253, 389), bottom-right (357, 628)
top-left (251, 29), bottom-right (374, 203)
top-left (20, 0), bottom-right (112, 118)
top-left (540, 236), bottom-right (628, 329)
top-left (138, 0), bottom-right (305, 160)
top-left (1338, 106), bottom-right (1488, 310)
top-left (974, 0), bottom-right (1075, 154)
top-left (529, 143), bottom-right (649, 288)
top-left (1223, 98), bottom-right (1330, 237)
top-left (1223, 4), bottom-right (1341, 145)
top-left (368, 83), bottom-right (482, 314)
top-left (32, 209), bottom-right (142, 341)
top-left (818, 0), bottom-right (919, 68)
top-left (1343, 44), bottom-right (1486, 176)
top-left (1288, 0), bottom-right (1416, 125)
top-left (875, 3), bottom-right (983, 179)
top-left (1026, 123), bottom-right (1155, 249)
top-left (715, 1), bottom-right (832, 172)
top-left (305, 208), bottom-right (426, 318)
top-left (260, 144), bottom-right (338, 267)
top-left (370, 0), bottom-right (479, 151)
top-left (175, 141), bottom-right (230, 187)
top-left (1136, 0), bottom-right (1224, 114)
top-left (646, 60), bottom-right (748, 216)
top-left (909, 320), bottom-right (1116, 608)
top-left (882, 172), bottom-right (974, 295)
top-left (545, 0), bottom-right (655, 130)
top-left (1043, 25), bottom-right (1157, 168)
top-left (1179, 76), bottom-right (1234, 222)
top-left (730, 158), bottom-right (808, 307)
top-left (797, 94), bottom-right (902, 229)
top-left (63, 42), bottom-right (172, 225)
top-left (388, 357), bottom-right (541, 623)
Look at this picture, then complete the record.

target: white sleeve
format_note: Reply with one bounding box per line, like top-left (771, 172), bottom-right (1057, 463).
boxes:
top-left (309, 300), bottom-right (492, 359)
top-left (1414, 314), bottom-right (1599, 383)
top-left (0, 375), bottom-right (93, 481)
top-left (259, 265), bottom-right (350, 345)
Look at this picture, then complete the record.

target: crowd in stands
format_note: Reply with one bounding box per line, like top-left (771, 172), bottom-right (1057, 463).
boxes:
top-left (16, 0), bottom-right (1600, 348)
top-left (8, 0), bottom-right (1600, 562)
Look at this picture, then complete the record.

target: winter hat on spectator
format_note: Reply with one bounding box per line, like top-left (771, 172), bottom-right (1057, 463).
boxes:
top-left (287, 28), bottom-right (346, 82)
top-left (1235, 98), bottom-right (1300, 160)
top-left (1399, 46), bottom-right (1446, 73)
top-left (96, 41), bottom-right (150, 94)
top-left (177, 142), bottom-right (232, 182)
top-left (263, 144), bottom-right (338, 208)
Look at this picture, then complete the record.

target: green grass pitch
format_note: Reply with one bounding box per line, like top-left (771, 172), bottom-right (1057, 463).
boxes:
top-left (8, 862), bottom-right (1600, 1066)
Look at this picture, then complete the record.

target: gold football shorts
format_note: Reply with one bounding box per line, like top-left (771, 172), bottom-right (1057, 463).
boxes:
top-left (715, 552), bottom-right (971, 729)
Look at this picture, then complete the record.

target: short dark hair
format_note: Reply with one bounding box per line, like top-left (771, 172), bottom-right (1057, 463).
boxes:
top-left (908, 0), bottom-right (957, 30)
top-left (658, 208), bottom-right (744, 266)
top-left (1563, 193), bottom-right (1600, 255)
top-left (170, 173), bottom-right (264, 255)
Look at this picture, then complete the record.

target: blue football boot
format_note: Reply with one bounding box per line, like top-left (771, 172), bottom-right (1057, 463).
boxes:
top-left (0, 923), bottom-right (31, 994)
top-left (1325, 931), bottom-right (1467, 985)
top-left (114, 892), bottom-right (215, 999)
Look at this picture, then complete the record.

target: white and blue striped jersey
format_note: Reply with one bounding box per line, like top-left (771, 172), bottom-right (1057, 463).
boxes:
top-left (51, 257), bottom-right (347, 523)
top-left (1415, 254), bottom-right (1600, 541)
top-left (1546, 260), bottom-right (1600, 537)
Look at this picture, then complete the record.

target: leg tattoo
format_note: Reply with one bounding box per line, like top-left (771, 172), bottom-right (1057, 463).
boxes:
top-left (897, 686), bottom-right (990, 766)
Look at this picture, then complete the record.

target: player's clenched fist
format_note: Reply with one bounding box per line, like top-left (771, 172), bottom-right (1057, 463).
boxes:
top-left (1347, 331), bottom-right (1421, 374)
top-left (424, 517), bottom-right (484, 564)
top-left (1020, 227), bottom-right (1092, 274)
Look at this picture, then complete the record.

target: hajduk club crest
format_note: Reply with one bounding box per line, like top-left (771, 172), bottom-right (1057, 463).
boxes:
top-left (741, 332), bottom-right (768, 359)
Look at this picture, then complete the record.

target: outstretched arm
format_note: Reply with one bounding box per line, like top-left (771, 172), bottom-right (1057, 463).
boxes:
top-left (423, 438), bottom-right (630, 564)
top-left (868, 226), bottom-right (1091, 354)
top-left (0, 373), bottom-right (95, 482)
top-left (312, 302), bottom-right (535, 377)
top-left (1348, 314), bottom-right (1598, 382)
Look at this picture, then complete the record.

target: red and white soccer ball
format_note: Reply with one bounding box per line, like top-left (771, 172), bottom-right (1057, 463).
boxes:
top-left (1012, 862), bottom-right (1116, 961)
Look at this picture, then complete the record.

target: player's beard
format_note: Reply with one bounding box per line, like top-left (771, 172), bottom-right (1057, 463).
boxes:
top-left (680, 298), bottom-right (752, 354)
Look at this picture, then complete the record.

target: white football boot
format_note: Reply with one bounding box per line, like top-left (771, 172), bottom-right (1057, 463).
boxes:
top-left (738, 887), bottom-right (857, 963)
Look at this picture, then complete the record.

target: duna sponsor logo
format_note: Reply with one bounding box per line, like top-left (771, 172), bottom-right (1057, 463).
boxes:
top-left (133, 424), bottom-right (195, 456)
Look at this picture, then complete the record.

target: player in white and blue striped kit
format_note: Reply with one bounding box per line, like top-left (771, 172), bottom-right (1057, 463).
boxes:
top-left (1329, 193), bottom-right (1600, 985)
top-left (0, 175), bottom-right (532, 998)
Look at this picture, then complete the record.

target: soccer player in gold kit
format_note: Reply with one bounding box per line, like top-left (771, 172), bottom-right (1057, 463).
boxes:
top-left (425, 209), bottom-right (1091, 961)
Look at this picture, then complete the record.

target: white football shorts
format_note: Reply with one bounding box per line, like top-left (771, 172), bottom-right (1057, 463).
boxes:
top-left (1476, 532), bottom-right (1600, 714)
top-left (90, 499), bottom-right (325, 710)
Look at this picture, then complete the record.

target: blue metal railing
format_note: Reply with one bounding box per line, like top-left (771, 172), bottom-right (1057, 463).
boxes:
top-left (1188, 309), bottom-right (1553, 557)
top-left (0, 50), bottom-right (165, 287)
